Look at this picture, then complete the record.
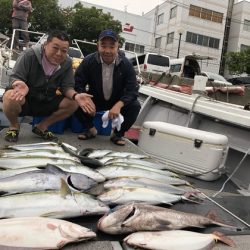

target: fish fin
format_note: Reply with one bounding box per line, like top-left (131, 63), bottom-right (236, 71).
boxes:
top-left (150, 217), bottom-right (173, 230)
top-left (206, 210), bottom-right (237, 228)
top-left (0, 191), bottom-right (8, 196)
top-left (182, 193), bottom-right (203, 204)
top-left (80, 157), bottom-right (103, 168)
top-left (60, 178), bottom-right (72, 198)
top-left (206, 210), bottom-right (218, 221)
top-left (77, 148), bottom-right (94, 157)
top-left (41, 212), bottom-right (65, 217)
top-left (61, 143), bottom-right (77, 157)
top-left (212, 231), bottom-right (236, 247)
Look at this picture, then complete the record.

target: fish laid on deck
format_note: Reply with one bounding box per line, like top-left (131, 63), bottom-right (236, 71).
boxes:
top-left (103, 177), bottom-right (189, 194)
top-left (0, 164), bottom-right (97, 195)
top-left (98, 203), bottom-right (236, 235)
top-left (97, 165), bottom-right (187, 185)
top-left (97, 186), bottom-right (198, 205)
top-left (0, 179), bottom-right (109, 219)
top-left (0, 217), bottom-right (96, 249)
top-left (124, 230), bottom-right (235, 250)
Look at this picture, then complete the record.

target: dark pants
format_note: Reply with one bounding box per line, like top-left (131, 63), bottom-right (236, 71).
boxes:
top-left (12, 18), bottom-right (29, 49)
top-left (75, 100), bottom-right (141, 137)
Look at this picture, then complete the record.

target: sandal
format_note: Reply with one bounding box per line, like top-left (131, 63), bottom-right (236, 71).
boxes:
top-left (5, 129), bottom-right (19, 142)
top-left (110, 134), bottom-right (126, 146)
top-left (32, 126), bottom-right (58, 142)
top-left (78, 131), bottom-right (96, 140)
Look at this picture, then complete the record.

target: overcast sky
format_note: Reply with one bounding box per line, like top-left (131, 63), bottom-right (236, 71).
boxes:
top-left (82, 0), bottom-right (164, 15)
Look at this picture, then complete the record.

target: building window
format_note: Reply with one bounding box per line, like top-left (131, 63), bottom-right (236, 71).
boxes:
top-left (189, 5), bottom-right (201, 18)
top-left (157, 13), bottom-right (164, 25)
top-left (243, 19), bottom-right (250, 32)
top-left (212, 11), bottom-right (223, 23)
top-left (125, 42), bottom-right (134, 52)
top-left (186, 31), bottom-right (220, 49)
top-left (170, 6), bottom-right (177, 19)
top-left (167, 32), bottom-right (174, 44)
top-left (189, 4), bottom-right (223, 23)
top-left (125, 42), bottom-right (145, 54)
top-left (135, 44), bottom-right (145, 54)
top-left (155, 37), bottom-right (162, 48)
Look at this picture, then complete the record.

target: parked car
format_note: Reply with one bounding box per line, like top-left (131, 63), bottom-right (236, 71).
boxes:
top-left (201, 72), bottom-right (232, 86)
top-left (227, 76), bottom-right (250, 85)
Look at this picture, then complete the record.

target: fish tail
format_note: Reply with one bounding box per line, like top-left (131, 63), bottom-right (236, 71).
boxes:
top-left (206, 211), bottom-right (237, 229)
top-left (212, 231), bottom-right (236, 247)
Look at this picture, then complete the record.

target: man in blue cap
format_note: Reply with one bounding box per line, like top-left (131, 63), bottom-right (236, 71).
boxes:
top-left (73, 29), bottom-right (140, 145)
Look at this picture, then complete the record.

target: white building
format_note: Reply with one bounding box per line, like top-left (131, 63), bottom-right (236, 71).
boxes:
top-left (81, 2), bottom-right (152, 57)
top-left (58, 0), bottom-right (250, 74)
top-left (228, 1), bottom-right (250, 51)
top-left (144, 0), bottom-right (229, 73)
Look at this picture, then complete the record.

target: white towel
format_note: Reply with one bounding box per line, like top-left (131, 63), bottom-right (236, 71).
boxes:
top-left (102, 111), bottom-right (124, 131)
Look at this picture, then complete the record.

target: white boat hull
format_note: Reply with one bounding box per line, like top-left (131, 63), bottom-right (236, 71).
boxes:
top-left (136, 85), bottom-right (250, 188)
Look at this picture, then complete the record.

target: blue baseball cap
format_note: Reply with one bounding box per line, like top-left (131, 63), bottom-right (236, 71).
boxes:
top-left (98, 29), bottom-right (118, 41)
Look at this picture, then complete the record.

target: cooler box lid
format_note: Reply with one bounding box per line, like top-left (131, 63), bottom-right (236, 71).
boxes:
top-left (142, 121), bottom-right (228, 145)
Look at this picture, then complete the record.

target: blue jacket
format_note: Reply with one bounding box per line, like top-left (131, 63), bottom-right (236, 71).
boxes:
top-left (74, 51), bottom-right (139, 110)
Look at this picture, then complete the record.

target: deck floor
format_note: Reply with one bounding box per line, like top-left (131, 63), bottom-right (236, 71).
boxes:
top-left (0, 123), bottom-right (250, 250)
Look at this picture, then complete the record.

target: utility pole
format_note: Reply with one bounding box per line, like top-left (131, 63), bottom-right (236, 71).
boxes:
top-left (219, 0), bottom-right (235, 75)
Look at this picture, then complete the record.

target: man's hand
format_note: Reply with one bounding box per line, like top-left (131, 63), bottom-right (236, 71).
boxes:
top-left (11, 80), bottom-right (29, 101)
top-left (75, 93), bottom-right (96, 116)
top-left (109, 101), bottom-right (124, 119)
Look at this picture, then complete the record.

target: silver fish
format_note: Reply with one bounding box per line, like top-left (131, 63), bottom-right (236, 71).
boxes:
top-left (103, 177), bottom-right (187, 194)
top-left (0, 179), bottom-right (109, 219)
top-left (107, 151), bottom-right (149, 159)
top-left (0, 149), bottom-right (80, 162)
top-left (98, 203), bottom-right (236, 235)
top-left (55, 164), bottom-right (106, 183)
top-left (0, 157), bottom-right (80, 169)
top-left (105, 163), bottom-right (179, 177)
top-left (87, 149), bottom-right (112, 159)
top-left (4, 142), bottom-right (64, 152)
top-left (0, 164), bottom-right (104, 182)
top-left (97, 187), bottom-right (193, 205)
top-left (97, 165), bottom-right (187, 185)
top-left (124, 230), bottom-right (235, 250)
top-left (0, 164), bottom-right (97, 195)
top-left (105, 158), bottom-right (167, 170)
top-left (0, 167), bottom-right (41, 179)
top-left (0, 217), bottom-right (96, 249)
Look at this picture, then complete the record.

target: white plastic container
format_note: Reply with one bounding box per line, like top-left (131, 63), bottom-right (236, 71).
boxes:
top-left (193, 75), bottom-right (208, 92)
top-left (138, 121), bottom-right (229, 181)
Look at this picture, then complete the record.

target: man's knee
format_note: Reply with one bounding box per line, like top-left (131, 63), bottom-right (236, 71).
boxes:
top-left (3, 90), bottom-right (13, 103)
top-left (59, 98), bottom-right (78, 113)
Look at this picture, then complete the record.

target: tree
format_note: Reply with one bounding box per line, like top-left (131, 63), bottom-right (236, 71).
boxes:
top-left (68, 3), bottom-right (123, 54)
top-left (0, 0), bottom-right (12, 36)
top-left (225, 48), bottom-right (250, 75)
top-left (29, 0), bottom-right (65, 35)
top-left (0, 0), bottom-right (124, 53)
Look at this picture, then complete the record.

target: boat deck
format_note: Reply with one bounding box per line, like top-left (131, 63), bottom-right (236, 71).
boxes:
top-left (0, 123), bottom-right (250, 250)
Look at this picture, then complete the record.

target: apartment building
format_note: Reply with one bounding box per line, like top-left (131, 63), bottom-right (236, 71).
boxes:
top-left (144, 0), bottom-right (230, 73)
top-left (58, 0), bottom-right (250, 75)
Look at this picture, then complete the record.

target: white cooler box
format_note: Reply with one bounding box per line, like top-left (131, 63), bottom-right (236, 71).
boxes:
top-left (138, 121), bottom-right (229, 181)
